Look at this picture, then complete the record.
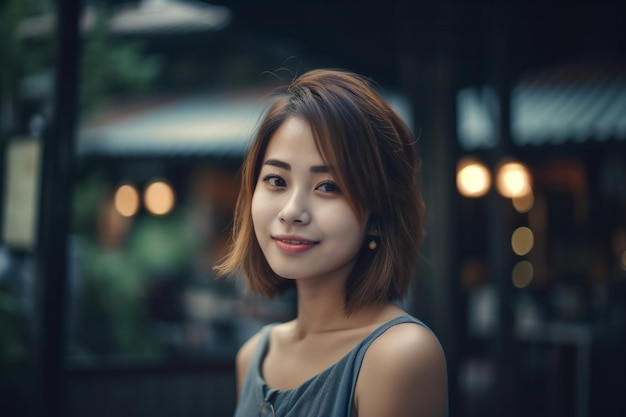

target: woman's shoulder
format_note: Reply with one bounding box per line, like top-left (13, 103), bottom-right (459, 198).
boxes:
top-left (355, 318), bottom-right (448, 417)
top-left (368, 318), bottom-right (444, 361)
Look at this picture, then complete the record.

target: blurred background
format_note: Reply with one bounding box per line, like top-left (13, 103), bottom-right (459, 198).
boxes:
top-left (0, 0), bottom-right (624, 416)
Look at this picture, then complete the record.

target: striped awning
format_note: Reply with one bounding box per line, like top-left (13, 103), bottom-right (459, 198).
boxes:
top-left (457, 61), bottom-right (626, 149)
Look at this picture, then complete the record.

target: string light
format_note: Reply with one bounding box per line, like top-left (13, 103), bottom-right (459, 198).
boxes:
top-left (144, 180), bottom-right (176, 216)
top-left (114, 184), bottom-right (140, 217)
top-left (511, 226), bottom-right (534, 256)
top-left (512, 190), bottom-right (534, 213)
top-left (512, 261), bottom-right (534, 288)
top-left (457, 157), bottom-right (491, 198)
top-left (496, 161), bottom-right (532, 198)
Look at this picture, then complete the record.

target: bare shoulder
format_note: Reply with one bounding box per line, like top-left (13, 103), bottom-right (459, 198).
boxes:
top-left (363, 322), bottom-right (447, 383)
top-left (367, 322), bottom-right (445, 364)
top-left (355, 322), bottom-right (448, 417)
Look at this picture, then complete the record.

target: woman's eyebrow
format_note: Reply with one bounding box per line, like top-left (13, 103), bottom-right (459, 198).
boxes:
top-left (310, 165), bottom-right (329, 173)
top-left (263, 159), bottom-right (329, 174)
top-left (263, 159), bottom-right (290, 170)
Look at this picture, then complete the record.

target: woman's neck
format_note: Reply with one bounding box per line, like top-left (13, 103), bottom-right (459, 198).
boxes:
top-left (291, 279), bottom-right (397, 339)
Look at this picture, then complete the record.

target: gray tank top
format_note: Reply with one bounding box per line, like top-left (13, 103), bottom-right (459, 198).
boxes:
top-left (233, 315), bottom-right (430, 417)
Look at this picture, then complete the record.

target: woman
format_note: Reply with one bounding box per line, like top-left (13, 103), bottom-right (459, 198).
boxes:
top-left (216, 69), bottom-right (448, 417)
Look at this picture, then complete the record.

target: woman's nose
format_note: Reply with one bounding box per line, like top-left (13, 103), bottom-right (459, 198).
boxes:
top-left (278, 190), bottom-right (311, 225)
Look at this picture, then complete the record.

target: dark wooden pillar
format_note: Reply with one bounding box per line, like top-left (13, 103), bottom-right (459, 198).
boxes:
top-left (32, 0), bottom-right (81, 416)
top-left (395, 2), bottom-right (462, 416)
top-left (486, 2), bottom-right (515, 415)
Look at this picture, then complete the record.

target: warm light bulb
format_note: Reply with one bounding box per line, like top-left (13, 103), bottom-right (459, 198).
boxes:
top-left (512, 261), bottom-right (533, 288)
top-left (511, 226), bottom-right (534, 256)
top-left (114, 184), bottom-right (140, 217)
top-left (496, 161), bottom-right (532, 198)
top-left (457, 157), bottom-right (491, 198)
top-left (512, 190), bottom-right (534, 213)
top-left (144, 180), bottom-right (175, 216)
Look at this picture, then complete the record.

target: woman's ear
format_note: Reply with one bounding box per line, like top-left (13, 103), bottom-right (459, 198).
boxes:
top-left (365, 215), bottom-right (379, 237)
top-left (367, 228), bottom-right (379, 237)
top-left (365, 218), bottom-right (379, 250)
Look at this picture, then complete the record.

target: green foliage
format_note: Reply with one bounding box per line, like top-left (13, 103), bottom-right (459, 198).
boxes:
top-left (126, 212), bottom-right (195, 275)
top-left (79, 237), bottom-right (162, 360)
top-left (73, 209), bottom-right (196, 360)
top-left (0, 0), bottom-right (163, 122)
top-left (72, 171), bottom-right (108, 234)
top-left (0, 0), bottom-right (54, 102)
top-left (71, 175), bottom-right (196, 361)
top-left (80, 6), bottom-right (163, 115)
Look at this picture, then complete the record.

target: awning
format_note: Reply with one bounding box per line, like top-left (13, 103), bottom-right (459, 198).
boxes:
top-left (457, 61), bottom-right (626, 149)
top-left (77, 92), bottom-right (270, 158)
top-left (18, 0), bottom-right (231, 40)
top-left (77, 90), bottom-right (413, 158)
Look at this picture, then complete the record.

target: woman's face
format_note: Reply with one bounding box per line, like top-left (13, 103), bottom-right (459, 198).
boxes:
top-left (251, 117), bottom-right (368, 284)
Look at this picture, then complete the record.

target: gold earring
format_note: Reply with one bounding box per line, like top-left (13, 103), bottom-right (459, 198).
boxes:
top-left (368, 240), bottom-right (377, 250)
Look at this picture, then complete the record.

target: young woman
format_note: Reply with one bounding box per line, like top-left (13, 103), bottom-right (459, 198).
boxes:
top-left (216, 69), bottom-right (448, 417)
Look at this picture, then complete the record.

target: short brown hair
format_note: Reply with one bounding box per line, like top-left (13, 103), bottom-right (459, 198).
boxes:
top-left (215, 69), bottom-right (424, 313)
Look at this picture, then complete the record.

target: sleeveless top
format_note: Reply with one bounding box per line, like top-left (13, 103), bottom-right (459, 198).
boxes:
top-left (233, 315), bottom-right (436, 417)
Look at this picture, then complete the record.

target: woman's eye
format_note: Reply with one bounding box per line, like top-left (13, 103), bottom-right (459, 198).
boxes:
top-left (316, 181), bottom-right (341, 193)
top-left (262, 175), bottom-right (286, 188)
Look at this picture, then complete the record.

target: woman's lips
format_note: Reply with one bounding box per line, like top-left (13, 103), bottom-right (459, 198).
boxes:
top-left (272, 236), bottom-right (319, 253)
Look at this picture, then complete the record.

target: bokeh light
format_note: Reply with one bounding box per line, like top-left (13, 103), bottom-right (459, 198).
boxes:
top-left (114, 184), bottom-right (140, 217)
top-left (512, 261), bottom-right (534, 288)
top-left (512, 190), bottom-right (534, 213)
top-left (496, 161), bottom-right (532, 198)
top-left (511, 226), bottom-right (534, 256)
top-left (144, 180), bottom-right (175, 216)
top-left (457, 157), bottom-right (491, 198)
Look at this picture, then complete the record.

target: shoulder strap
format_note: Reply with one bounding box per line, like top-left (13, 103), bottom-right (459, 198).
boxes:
top-left (244, 323), bottom-right (275, 382)
top-left (346, 315), bottom-right (428, 413)
top-left (256, 323), bottom-right (275, 356)
top-left (363, 315), bottom-right (427, 343)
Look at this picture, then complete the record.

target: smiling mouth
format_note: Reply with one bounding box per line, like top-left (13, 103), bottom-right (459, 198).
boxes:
top-left (272, 237), bottom-right (319, 253)
top-left (274, 238), bottom-right (319, 245)
top-left (276, 239), bottom-right (317, 245)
